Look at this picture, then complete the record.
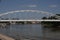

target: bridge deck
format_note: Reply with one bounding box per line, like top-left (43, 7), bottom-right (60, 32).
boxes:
top-left (0, 20), bottom-right (60, 21)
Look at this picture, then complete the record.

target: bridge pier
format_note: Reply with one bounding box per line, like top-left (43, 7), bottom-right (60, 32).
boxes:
top-left (10, 21), bottom-right (16, 24)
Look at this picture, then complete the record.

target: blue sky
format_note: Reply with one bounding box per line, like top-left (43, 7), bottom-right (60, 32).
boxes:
top-left (0, 0), bottom-right (60, 19)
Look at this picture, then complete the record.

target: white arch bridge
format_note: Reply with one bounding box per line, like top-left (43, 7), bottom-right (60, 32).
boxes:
top-left (0, 10), bottom-right (59, 24)
top-left (0, 10), bottom-right (55, 19)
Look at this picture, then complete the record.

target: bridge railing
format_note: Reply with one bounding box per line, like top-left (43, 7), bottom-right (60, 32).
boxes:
top-left (0, 19), bottom-right (60, 21)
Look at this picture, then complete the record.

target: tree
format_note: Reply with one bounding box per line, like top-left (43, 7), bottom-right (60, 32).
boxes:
top-left (48, 16), bottom-right (57, 19)
top-left (56, 14), bottom-right (60, 16)
top-left (42, 17), bottom-right (47, 19)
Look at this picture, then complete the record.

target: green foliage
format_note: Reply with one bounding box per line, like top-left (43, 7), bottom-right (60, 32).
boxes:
top-left (48, 16), bottom-right (57, 19)
top-left (41, 14), bottom-right (60, 31)
top-left (56, 14), bottom-right (60, 16)
top-left (42, 17), bottom-right (47, 19)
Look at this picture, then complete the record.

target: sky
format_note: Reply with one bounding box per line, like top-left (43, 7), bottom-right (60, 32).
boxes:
top-left (0, 0), bottom-right (60, 19)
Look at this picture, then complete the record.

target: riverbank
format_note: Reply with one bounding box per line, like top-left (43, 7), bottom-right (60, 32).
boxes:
top-left (0, 34), bottom-right (15, 40)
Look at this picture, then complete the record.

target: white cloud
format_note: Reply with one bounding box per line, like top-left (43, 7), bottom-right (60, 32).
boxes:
top-left (49, 5), bottom-right (57, 7)
top-left (28, 5), bottom-right (37, 7)
top-left (0, 10), bottom-right (54, 16)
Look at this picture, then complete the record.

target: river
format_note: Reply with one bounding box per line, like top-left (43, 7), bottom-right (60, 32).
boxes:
top-left (0, 24), bottom-right (60, 40)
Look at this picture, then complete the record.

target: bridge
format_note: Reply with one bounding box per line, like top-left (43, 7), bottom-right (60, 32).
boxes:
top-left (0, 20), bottom-right (60, 22)
top-left (0, 10), bottom-right (59, 24)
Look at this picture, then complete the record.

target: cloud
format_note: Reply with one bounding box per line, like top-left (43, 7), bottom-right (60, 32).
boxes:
top-left (0, 10), bottom-right (54, 16)
top-left (49, 5), bottom-right (57, 8)
top-left (27, 5), bottom-right (37, 7)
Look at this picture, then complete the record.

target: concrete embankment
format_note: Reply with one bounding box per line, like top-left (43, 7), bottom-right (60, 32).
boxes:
top-left (0, 34), bottom-right (15, 40)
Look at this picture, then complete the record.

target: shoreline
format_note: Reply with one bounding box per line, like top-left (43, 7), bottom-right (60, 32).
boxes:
top-left (0, 34), bottom-right (15, 40)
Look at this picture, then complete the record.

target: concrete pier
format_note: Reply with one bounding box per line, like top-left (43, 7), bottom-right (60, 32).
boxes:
top-left (0, 34), bottom-right (15, 40)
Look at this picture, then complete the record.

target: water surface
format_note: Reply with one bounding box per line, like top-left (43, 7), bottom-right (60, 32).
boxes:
top-left (0, 24), bottom-right (43, 39)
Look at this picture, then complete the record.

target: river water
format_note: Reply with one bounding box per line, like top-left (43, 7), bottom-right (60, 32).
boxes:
top-left (0, 24), bottom-right (60, 40)
top-left (0, 24), bottom-right (43, 39)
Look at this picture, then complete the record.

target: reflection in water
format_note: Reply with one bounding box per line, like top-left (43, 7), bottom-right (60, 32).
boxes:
top-left (0, 24), bottom-right (43, 40)
top-left (0, 24), bottom-right (60, 40)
